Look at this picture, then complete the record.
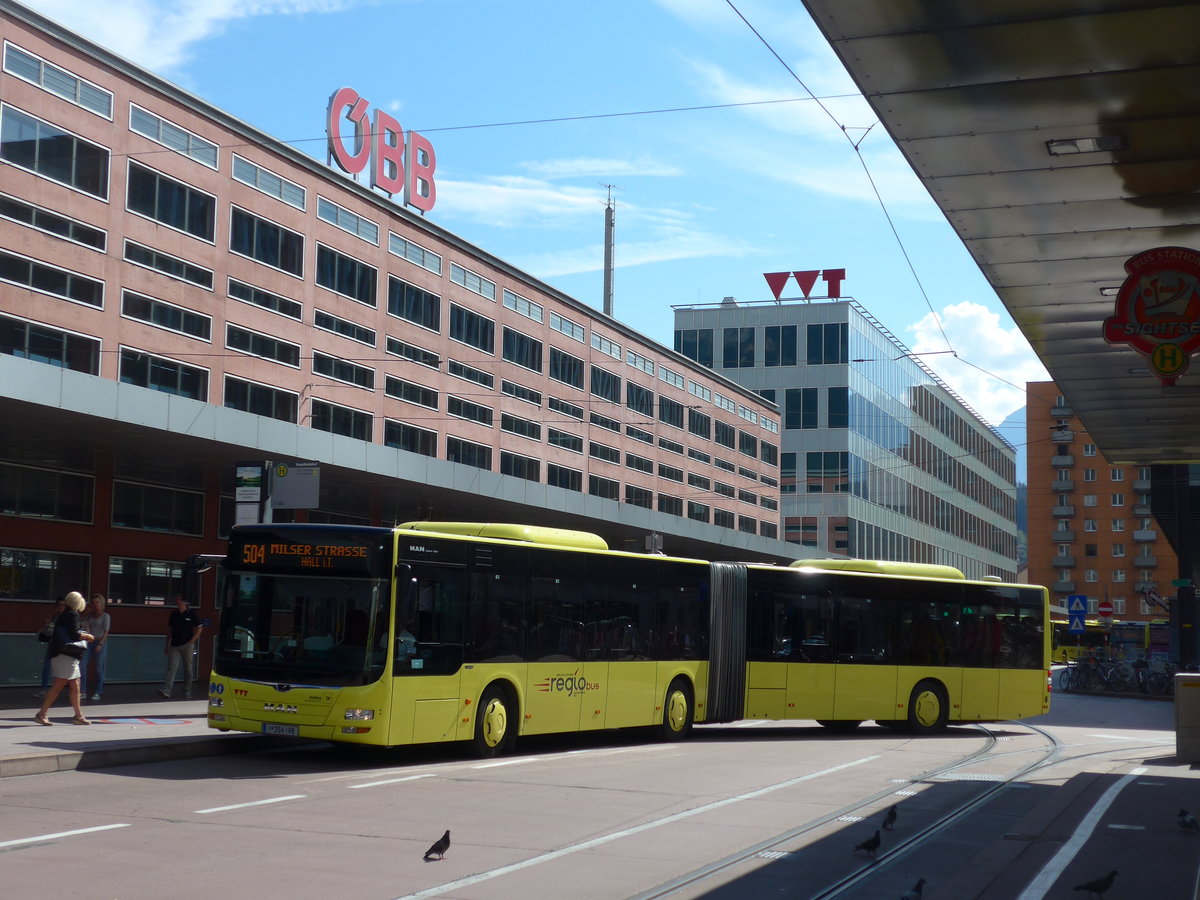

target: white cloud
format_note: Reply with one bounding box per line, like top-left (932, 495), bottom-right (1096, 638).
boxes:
top-left (518, 230), bottom-right (758, 278)
top-left (519, 156), bottom-right (683, 179)
top-left (21, 0), bottom-right (359, 72)
top-left (432, 176), bottom-right (605, 228)
top-left (907, 302), bottom-right (1050, 426)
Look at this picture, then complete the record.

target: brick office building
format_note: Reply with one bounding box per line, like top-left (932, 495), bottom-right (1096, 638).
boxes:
top-left (0, 1), bottom-right (795, 685)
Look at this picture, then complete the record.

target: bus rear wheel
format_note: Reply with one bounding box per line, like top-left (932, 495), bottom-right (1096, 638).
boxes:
top-left (658, 679), bottom-right (693, 741)
top-left (473, 684), bottom-right (514, 758)
top-left (906, 680), bottom-right (948, 735)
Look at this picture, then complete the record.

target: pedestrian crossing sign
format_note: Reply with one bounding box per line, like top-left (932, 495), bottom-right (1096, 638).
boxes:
top-left (1067, 595), bottom-right (1087, 613)
top-left (1069, 613), bottom-right (1086, 634)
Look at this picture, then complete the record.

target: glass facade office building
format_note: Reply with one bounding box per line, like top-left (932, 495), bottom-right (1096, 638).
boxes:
top-left (675, 297), bottom-right (1018, 580)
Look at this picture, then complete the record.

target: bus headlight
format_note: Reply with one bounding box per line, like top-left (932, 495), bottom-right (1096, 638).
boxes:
top-left (344, 708), bottom-right (375, 721)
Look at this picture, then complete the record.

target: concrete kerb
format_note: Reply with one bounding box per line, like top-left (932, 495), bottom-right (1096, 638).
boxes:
top-left (0, 732), bottom-right (274, 778)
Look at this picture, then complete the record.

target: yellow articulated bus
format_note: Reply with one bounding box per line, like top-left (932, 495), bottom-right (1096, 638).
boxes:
top-left (208, 522), bottom-right (1049, 755)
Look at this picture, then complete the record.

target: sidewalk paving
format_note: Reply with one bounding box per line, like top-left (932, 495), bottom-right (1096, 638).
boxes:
top-left (0, 682), bottom-right (269, 777)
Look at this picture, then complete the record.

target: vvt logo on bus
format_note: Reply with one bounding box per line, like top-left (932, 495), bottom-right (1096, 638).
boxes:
top-left (536, 670), bottom-right (599, 697)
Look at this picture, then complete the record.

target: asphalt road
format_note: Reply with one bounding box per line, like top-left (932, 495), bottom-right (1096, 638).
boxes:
top-left (1, 690), bottom-right (1188, 900)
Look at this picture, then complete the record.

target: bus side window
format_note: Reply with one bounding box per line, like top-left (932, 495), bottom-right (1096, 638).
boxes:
top-left (835, 590), bottom-right (893, 664)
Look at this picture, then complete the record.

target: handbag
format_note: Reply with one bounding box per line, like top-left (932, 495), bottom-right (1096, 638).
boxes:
top-left (58, 640), bottom-right (87, 660)
top-left (37, 622), bottom-right (53, 642)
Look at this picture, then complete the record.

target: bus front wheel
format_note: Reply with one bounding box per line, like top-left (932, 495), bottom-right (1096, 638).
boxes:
top-left (658, 679), bottom-right (693, 740)
top-left (473, 684), bottom-right (514, 758)
top-left (906, 680), bottom-right (948, 735)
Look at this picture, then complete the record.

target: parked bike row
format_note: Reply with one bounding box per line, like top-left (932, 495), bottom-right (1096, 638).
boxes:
top-left (1055, 655), bottom-right (1177, 696)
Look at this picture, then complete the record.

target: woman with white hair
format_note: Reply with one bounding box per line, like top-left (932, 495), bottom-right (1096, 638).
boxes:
top-left (34, 591), bottom-right (94, 725)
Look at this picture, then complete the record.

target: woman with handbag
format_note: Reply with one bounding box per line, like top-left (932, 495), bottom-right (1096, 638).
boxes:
top-left (34, 591), bottom-right (94, 726)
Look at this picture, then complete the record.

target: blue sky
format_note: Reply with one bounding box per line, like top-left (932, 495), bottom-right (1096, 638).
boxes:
top-left (23, 0), bottom-right (1049, 430)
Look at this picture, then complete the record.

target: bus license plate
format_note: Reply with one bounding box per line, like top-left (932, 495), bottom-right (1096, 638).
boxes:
top-left (262, 723), bottom-right (298, 736)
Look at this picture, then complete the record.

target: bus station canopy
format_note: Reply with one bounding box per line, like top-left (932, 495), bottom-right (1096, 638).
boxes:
top-left (802, 0), bottom-right (1200, 466)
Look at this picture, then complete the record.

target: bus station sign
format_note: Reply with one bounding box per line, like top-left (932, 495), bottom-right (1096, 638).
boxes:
top-left (1102, 246), bottom-right (1200, 385)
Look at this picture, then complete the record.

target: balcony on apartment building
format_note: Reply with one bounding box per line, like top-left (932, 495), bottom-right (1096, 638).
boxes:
top-left (1050, 429), bottom-right (1074, 444)
top-left (1051, 529), bottom-right (1076, 541)
top-left (1052, 455), bottom-right (1074, 467)
top-left (1133, 504), bottom-right (1153, 515)
top-left (1053, 580), bottom-right (1076, 593)
top-left (1134, 556), bottom-right (1158, 568)
top-left (1133, 529), bottom-right (1157, 541)
top-left (1052, 480), bottom-right (1075, 492)
top-left (1133, 479), bottom-right (1152, 492)
top-left (1052, 554), bottom-right (1076, 567)
top-left (1050, 403), bottom-right (1073, 417)
top-left (1051, 505), bottom-right (1076, 517)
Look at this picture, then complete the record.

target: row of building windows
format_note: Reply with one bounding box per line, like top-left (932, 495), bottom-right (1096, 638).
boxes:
top-left (1057, 542), bottom-right (1157, 558)
top-left (781, 450), bottom-right (1017, 558)
top-left (0, 304), bottom-right (783, 511)
top-left (0, 96), bottom-right (781, 440)
top-left (0, 461), bottom-right (207, 533)
top-left (675, 322), bottom-right (849, 369)
top-left (1056, 569), bottom-right (1156, 584)
top-left (0, 545), bottom-right (195, 607)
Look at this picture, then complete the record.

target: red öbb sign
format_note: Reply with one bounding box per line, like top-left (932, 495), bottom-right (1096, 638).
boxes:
top-left (326, 87), bottom-right (436, 212)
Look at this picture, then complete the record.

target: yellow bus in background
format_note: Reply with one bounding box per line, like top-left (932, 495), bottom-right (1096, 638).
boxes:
top-left (1050, 618), bottom-right (1110, 663)
top-left (208, 522), bottom-right (1050, 754)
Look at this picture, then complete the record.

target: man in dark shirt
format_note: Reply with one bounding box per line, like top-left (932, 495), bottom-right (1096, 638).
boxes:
top-left (158, 595), bottom-right (203, 699)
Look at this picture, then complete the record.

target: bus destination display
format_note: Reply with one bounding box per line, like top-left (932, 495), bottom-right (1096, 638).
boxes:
top-left (237, 539), bottom-right (375, 572)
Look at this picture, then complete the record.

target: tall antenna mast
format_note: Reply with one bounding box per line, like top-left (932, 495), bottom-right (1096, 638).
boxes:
top-left (602, 184), bottom-right (617, 317)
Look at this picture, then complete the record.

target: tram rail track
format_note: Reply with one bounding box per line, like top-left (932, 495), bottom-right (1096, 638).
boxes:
top-left (637, 718), bottom-right (1178, 900)
top-left (632, 722), bottom-right (1079, 900)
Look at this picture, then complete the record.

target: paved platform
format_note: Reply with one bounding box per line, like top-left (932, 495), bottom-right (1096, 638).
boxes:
top-left (0, 673), bottom-right (1170, 779)
top-left (0, 682), bottom-right (269, 777)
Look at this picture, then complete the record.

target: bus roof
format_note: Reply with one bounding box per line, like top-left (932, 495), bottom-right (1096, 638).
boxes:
top-left (789, 558), bottom-right (966, 580)
top-left (396, 521), bottom-right (610, 551)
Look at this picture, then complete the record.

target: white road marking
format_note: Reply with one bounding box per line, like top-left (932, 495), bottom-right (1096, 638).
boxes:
top-left (1015, 766), bottom-right (1146, 900)
top-left (472, 744), bottom-right (667, 769)
top-left (349, 774), bottom-right (435, 789)
top-left (392, 754), bottom-right (880, 900)
top-left (471, 757), bottom-right (535, 769)
top-left (1107, 824), bottom-right (1145, 830)
top-left (0, 823), bottom-right (130, 849)
top-left (195, 794), bottom-right (306, 814)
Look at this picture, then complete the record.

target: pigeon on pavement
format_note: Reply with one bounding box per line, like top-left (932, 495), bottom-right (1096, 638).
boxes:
top-left (1179, 809), bottom-right (1200, 831)
top-left (883, 804), bottom-right (898, 830)
top-left (900, 878), bottom-right (926, 900)
top-left (853, 829), bottom-right (881, 857)
top-left (423, 829), bottom-right (450, 861)
top-left (1072, 869), bottom-right (1117, 898)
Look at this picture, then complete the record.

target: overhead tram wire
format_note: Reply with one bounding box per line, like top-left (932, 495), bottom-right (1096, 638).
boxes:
top-left (105, 95), bottom-right (862, 165)
top-left (722, 0), bottom-right (955, 356)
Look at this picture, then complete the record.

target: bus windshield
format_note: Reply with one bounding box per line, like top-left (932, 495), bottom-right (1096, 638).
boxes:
top-left (215, 572), bottom-right (389, 686)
